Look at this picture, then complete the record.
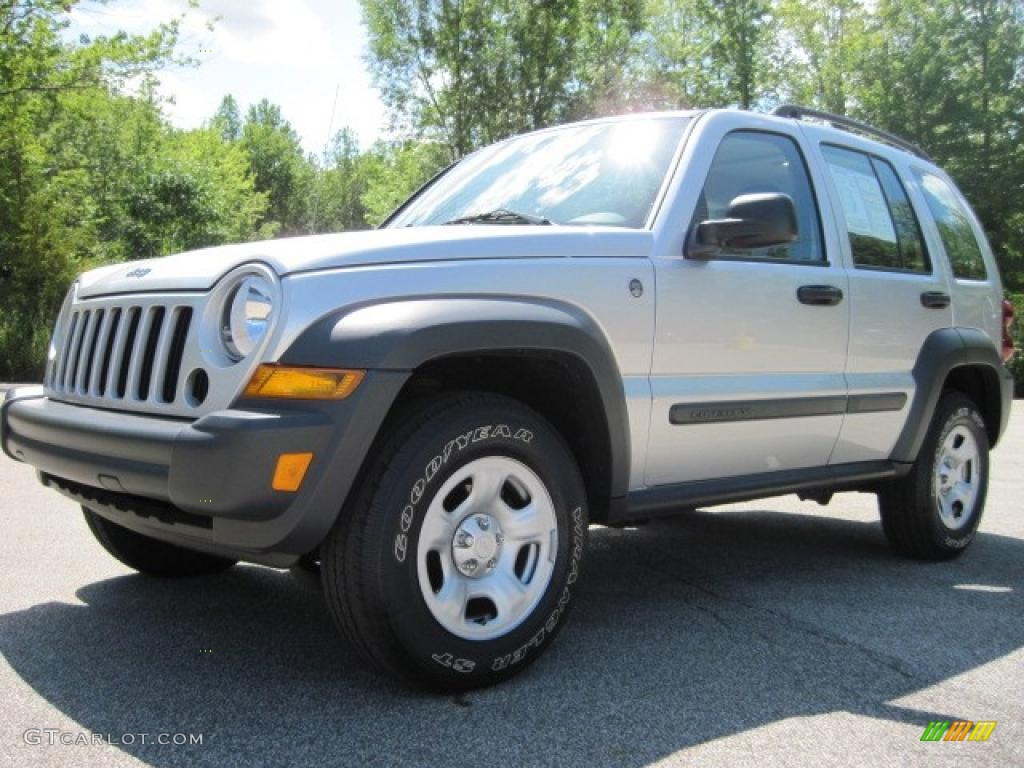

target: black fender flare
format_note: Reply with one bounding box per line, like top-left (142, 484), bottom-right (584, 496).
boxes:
top-left (280, 296), bottom-right (632, 499)
top-left (891, 327), bottom-right (1013, 462)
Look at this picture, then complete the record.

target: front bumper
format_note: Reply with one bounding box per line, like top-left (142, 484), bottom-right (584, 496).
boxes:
top-left (1, 375), bottom-right (407, 563)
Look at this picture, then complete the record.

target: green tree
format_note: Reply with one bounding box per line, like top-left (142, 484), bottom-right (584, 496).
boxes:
top-left (212, 93), bottom-right (242, 141)
top-left (360, 0), bottom-right (644, 158)
top-left (943, 0), bottom-right (1024, 290)
top-left (0, 2), bottom-right (272, 379)
top-left (571, 0), bottom-right (647, 114)
top-left (360, 140), bottom-right (449, 226)
top-left (309, 128), bottom-right (371, 233)
top-left (642, 0), bottom-right (777, 109)
top-left (707, 0), bottom-right (775, 108)
top-left (0, 0), bottom-right (185, 379)
top-left (124, 127), bottom-right (269, 257)
top-left (239, 98), bottom-right (314, 236)
top-left (775, 0), bottom-right (870, 113)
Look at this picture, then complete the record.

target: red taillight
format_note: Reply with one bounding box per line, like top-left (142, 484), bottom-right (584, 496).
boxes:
top-left (1002, 298), bottom-right (1016, 363)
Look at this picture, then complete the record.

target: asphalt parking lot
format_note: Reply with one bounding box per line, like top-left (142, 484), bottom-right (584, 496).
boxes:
top-left (1, 395), bottom-right (1021, 767)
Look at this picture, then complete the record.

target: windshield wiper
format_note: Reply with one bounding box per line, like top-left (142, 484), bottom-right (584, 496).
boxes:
top-left (443, 208), bottom-right (553, 226)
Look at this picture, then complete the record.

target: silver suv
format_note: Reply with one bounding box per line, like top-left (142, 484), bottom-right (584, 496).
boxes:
top-left (1, 106), bottom-right (1015, 690)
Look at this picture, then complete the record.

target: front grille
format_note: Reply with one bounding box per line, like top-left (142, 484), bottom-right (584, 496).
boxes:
top-left (48, 301), bottom-right (194, 407)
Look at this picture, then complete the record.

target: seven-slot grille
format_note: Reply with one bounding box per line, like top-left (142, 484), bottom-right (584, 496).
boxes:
top-left (48, 302), bottom-right (194, 406)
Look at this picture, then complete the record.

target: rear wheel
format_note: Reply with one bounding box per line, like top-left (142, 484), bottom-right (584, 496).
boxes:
top-left (82, 507), bottom-right (237, 577)
top-left (878, 392), bottom-right (989, 560)
top-left (321, 393), bottom-right (588, 691)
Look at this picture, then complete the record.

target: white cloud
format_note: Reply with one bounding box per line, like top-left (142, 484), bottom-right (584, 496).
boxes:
top-left (67, 0), bottom-right (387, 153)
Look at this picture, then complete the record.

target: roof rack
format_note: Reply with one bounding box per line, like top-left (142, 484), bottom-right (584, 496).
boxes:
top-left (772, 104), bottom-right (932, 161)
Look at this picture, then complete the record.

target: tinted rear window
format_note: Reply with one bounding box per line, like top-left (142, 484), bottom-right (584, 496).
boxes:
top-left (822, 145), bottom-right (929, 272)
top-left (914, 171), bottom-right (987, 280)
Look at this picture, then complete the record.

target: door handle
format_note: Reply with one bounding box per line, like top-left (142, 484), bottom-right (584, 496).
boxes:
top-left (797, 285), bottom-right (844, 306)
top-left (920, 291), bottom-right (951, 309)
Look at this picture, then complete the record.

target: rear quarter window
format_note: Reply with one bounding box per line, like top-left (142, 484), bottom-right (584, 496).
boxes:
top-left (914, 171), bottom-right (988, 281)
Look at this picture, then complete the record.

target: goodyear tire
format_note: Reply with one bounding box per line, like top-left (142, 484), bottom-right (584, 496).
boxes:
top-left (321, 393), bottom-right (588, 691)
top-left (878, 392), bottom-right (990, 560)
top-left (82, 507), bottom-right (238, 577)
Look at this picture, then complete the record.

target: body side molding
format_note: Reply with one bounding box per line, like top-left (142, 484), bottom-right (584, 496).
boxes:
top-left (668, 393), bottom-right (905, 425)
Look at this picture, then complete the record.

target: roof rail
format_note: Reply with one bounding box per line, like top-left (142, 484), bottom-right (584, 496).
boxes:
top-left (772, 104), bottom-right (932, 162)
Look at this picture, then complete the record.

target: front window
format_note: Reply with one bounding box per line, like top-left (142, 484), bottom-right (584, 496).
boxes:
top-left (389, 117), bottom-right (690, 229)
top-left (692, 131), bottom-right (824, 262)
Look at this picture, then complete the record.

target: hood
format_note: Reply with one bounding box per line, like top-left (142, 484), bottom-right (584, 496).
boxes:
top-left (76, 226), bottom-right (653, 298)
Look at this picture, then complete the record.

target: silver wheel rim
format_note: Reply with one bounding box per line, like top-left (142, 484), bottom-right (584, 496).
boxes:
top-left (416, 456), bottom-right (558, 641)
top-left (933, 425), bottom-right (981, 530)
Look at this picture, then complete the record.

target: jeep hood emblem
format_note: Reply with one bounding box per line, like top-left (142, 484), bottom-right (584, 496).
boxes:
top-left (125, 267), bottom-right (151, 278)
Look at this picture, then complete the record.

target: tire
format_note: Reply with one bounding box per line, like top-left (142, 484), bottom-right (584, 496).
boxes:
top-left (321, 393), bottom-right (588, 691)
top-left (82, 507), bottom-right (238, 577)
top-left (878, 391), bottom-right (990, 560)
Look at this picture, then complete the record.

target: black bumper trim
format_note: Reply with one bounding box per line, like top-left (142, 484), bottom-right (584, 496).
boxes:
top-left (43, 473), bottom-right (212, 529)
top-left (42, 472), bottom-right (298, 567)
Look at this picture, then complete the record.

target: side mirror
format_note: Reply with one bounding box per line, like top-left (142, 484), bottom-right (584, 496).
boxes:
top-left (685, 193), bottom-right (798, 259)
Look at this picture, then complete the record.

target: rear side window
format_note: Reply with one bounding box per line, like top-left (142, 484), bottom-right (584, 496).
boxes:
top-left (914, 171), bottom-right (988, 280)
top-left (822, 145), bottom-right (929, 272)
top-left (694, 131), bottom-right (823, 262)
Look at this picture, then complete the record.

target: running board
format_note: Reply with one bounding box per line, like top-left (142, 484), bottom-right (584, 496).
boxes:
top-left (615, 461), bottom-right (909, 523)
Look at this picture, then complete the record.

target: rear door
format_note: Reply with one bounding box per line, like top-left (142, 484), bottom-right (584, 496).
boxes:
top-left (813, 141), bottom-right (953, 463)
top-left (646, 115), bottom-right (850, 486)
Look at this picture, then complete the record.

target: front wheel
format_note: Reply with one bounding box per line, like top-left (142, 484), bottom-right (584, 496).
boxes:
top-left (878, 392), bottom-right (990, 560)
top-left (321, 393), bottom-right (588, 691)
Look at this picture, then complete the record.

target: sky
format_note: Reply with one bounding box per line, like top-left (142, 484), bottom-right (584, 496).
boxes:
top-left (67, 0), bottom-right (388, 154)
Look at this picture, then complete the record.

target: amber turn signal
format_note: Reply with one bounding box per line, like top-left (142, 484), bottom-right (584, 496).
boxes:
top-left (272, 452), bottom-right (314, 492)
top-left (244, 365), bottom-right (365, 400)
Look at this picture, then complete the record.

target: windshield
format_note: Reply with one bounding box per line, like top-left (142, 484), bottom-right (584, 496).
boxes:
top-left (388, 116), bottom-right (690, 229)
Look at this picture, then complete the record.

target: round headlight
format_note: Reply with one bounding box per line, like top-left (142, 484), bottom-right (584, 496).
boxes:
top-left (221, 275), bottom-right (274, 360)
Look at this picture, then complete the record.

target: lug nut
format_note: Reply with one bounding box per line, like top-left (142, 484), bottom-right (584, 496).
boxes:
top-left (487, 559), bottom-right (497, 570)
top-left (459, 559), bottom-right (478, 575)
top-left (456, 532), bottom-right (474, 548)
top-left (495, 533), bottom-right (504, 544)
top-left (477, 516), bottom-right (490, 530)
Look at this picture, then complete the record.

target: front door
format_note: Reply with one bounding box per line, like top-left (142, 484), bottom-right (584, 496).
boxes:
top-left (646, 124), bottom-right (849, 486)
